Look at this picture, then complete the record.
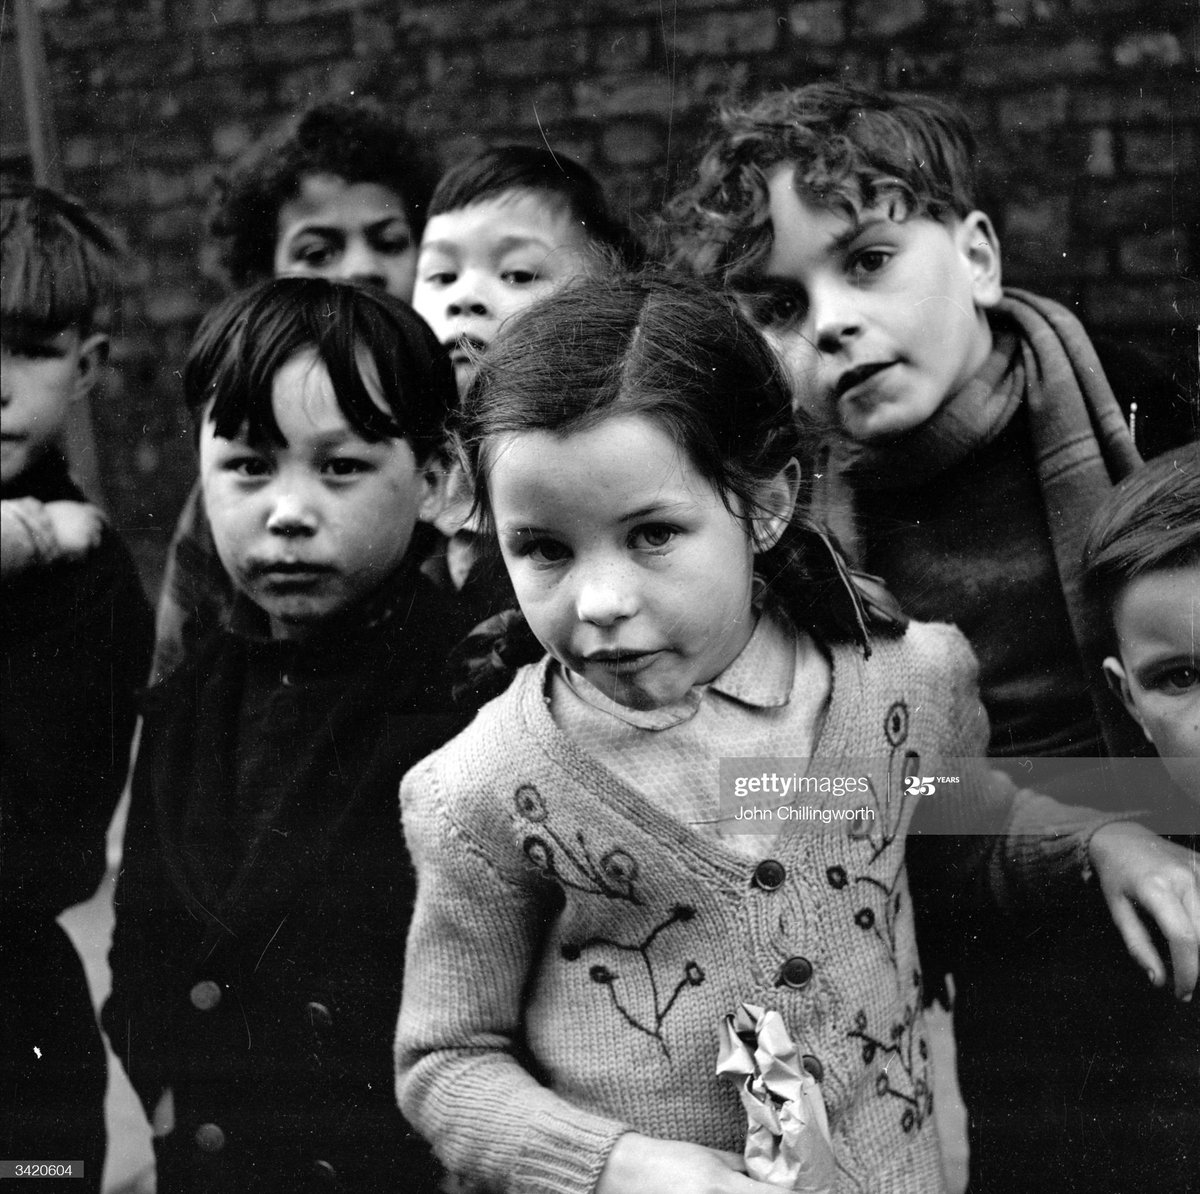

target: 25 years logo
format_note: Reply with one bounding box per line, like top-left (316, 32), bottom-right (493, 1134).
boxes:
top-left (904, 775), bottom-right (961, 796)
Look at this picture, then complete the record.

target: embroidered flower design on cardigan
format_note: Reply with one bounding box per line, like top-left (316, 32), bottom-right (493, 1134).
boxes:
top-left (832, 700), bottom-right (920, 964)
top-left (560, 904), bottom-right (705, 1057)
top-left (846, 971), bottom-right (933, 1135)
top-left (514, 783), bottom-right (643, 905)
top-left (853, 701), bottom-right (919, 865)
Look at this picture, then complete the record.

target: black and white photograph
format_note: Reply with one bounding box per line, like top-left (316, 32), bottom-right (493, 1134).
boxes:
top-left (2, 1), bottom-right (1198, 1191)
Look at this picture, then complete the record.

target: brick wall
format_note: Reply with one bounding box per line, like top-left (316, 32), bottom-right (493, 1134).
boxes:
top-left (32, 0), bottom-right (1200, 590)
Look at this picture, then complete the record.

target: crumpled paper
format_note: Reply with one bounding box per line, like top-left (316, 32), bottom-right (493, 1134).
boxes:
top-left (716, 1003), bottom-right (836, 1192)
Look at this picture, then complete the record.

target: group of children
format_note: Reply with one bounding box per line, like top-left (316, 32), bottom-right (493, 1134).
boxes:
top-left (1, 81), bottom-right (1195, 1194)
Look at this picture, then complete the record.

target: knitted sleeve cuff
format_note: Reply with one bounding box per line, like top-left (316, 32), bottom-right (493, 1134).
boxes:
top-left (514, 1109), bottom-right (630, 1194)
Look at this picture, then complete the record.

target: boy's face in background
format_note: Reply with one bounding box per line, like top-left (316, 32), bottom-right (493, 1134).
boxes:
top-left (413, 190), bottom-right (593, 397)
top-left (0, 327), bottom-right (105, 487)
top-left (200, 348), bottom-right (440, 640)
top-left (738, 164), bottom-right (1000, 443)
top-left (274, 173), bottom-right (418, 299)
top-left (1105, 565), bottom-right (1200, 805)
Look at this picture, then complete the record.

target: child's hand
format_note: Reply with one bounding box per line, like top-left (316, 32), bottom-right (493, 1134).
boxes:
top-left (1089, 822), bottom-right (1200, 999)
top-left (597, 1133), bottom-right (780, 1194)
top-left (43, 500), bottom-right (105, 559)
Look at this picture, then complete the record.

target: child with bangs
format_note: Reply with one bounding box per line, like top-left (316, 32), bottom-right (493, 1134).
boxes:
top-left (665, 82), bottom-right (1198, 1191)
top-left (1, 180), bottom-right (153, 1190)
top-left (152, 96), bottom-right (441, 682)
top-left (394, 271), bottom-right (1198, 1194)
top-left (103, 278), bottom-right (467, 1193)
top-left (412, 144), bottom-right (645, 604)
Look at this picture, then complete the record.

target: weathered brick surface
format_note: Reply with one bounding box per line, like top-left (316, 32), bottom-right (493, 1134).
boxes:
top-left (24, 0), bottom-right (1196, 590)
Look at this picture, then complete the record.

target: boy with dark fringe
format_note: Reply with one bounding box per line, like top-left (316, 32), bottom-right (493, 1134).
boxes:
top-left (103, 277), bottom-right (469, 1193)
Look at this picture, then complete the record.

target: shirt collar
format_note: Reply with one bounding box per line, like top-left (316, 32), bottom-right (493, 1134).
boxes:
top-left (560, 607), bottom-right (795, 731)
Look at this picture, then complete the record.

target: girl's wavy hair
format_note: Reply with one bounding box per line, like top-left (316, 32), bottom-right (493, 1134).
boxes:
top-left (665, 83), bottom-right (980, 285)
top-left (208, 97), bottom-right (439, 287)
top-left (184, 276), bottom-right (454, 460)
top-left (457, 268), bottom-right (872, 645)
top-left (1082, 443), bottom-right (1200, 648)
top-left (1, 178), bottom-right (124, 335)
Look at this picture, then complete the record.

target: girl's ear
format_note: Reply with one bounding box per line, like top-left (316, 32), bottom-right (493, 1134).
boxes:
top-left (73, 333), bottom-right (109, 402)
top-left (958, 211), bottom-right (1002, 309)
top-left (1102, 655), bottom-right (1153, 745)
top-left (751, 458), bottom-right (802, 553)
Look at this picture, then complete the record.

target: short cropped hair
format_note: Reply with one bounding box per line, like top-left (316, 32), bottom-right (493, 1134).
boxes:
top-left (427, 144), bottom-right (644, 267)
top-left (1082, 444), bottom-right (1200, 642)
top-left (184, 277), bottom-right (454, 461)
top-left (209, 98), bottom-right (439, 287)
top-left (1, 178), bottom-right (123, 336)
top-left (666, 82), bottom-right (980, 284)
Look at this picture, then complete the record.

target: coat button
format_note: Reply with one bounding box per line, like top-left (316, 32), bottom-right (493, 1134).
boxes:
top-left (189, 980), bottom-right (222, 1011)
top-left (305, 1001), bottom-right (333, 1029)
top-left (311, 1160), bottom-right (338, 1185)
top-left (779, 956), bottom-right (814, 989)
top-left (752, 859), bottom-right (786, 890)
top-left (802, 1054), bottom-right (824, 1082)
top-left (195, 1123), bottom-right (225, 1153)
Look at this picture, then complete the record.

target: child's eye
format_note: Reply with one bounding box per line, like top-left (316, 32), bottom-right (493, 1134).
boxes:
top-left (630, 524), bottom-right (676, 550)
top-left (501, 269), bottom-right (539, 286)
top-left (322, 457), bottom-right (372, 477)
top-left (1154, 665), bottom-right (1200, 693)
top-left (372, 231), bottom-right (413, 256)
top-left (225, 455), bottom-right (270, 477)
top-left (850, 248), bottom-right (892, 277)
top-left (294, 242), bottom-right (336, 268)
top-left (422, 270), bottom-right (456, 286)
top-left (511, 536), bottom-right (570, 564)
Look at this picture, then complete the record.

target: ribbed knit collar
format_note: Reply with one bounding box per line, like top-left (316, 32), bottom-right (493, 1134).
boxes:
top-left (834, 328), bottom-right (1023, 490)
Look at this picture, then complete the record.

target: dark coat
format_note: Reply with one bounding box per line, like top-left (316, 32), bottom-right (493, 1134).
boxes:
top-left (1, 453), bottom-right (153, 1190)
top-left (103, 562), bottom-right (472, 1194)
top-left (905, 341), bottom-right (1200, 1192)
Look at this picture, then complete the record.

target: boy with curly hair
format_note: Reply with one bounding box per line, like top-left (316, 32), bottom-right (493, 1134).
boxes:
top-left (666, 82), bottom-right (1198, 1191)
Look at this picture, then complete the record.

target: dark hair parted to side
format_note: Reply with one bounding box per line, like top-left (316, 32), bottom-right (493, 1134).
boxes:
top-left (459, 268), bottom-right (880, 646)
top-left (184, 277), bottom-right (454, 460)
top-left (1083, 444), bottom-right (1200, 639)
top-left (665, 82), bottom-right (980, 285)
top-left (428, 144), bottom-right (645, 267)
top-left (1, 178), bottom-right (124, 337)
top-left (209, 98), bottom-right (439, 287)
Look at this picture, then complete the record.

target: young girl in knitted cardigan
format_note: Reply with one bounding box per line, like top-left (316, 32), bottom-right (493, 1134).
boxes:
top-left (394, 271), bottom-right (1199, 1194)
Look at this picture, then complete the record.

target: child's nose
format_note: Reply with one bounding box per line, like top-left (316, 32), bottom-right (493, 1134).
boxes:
top-left (445, 273), bottom-right (490, 319)
top-left (337, 239), bottom-right (388, 290)
top-left (574, 561), bottom-right (637, 627)
top-left (811, 284), bottom-right (863, 353)
top-left (265, 488), bottom-right (319, 537)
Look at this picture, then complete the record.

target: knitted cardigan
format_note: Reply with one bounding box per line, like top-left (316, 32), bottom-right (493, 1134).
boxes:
top-left (396, 620), bottom-right (1112, 1194)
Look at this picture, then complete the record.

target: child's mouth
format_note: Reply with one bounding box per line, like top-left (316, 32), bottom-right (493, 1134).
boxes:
top-left (583, 649), bottom-right (660, 677)
top-left (251, 560), bottom-right (334, 583)
top-left (446, 335), bottom-right (487, 367)
top-left (835, 361), bottom-right (893, 400)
